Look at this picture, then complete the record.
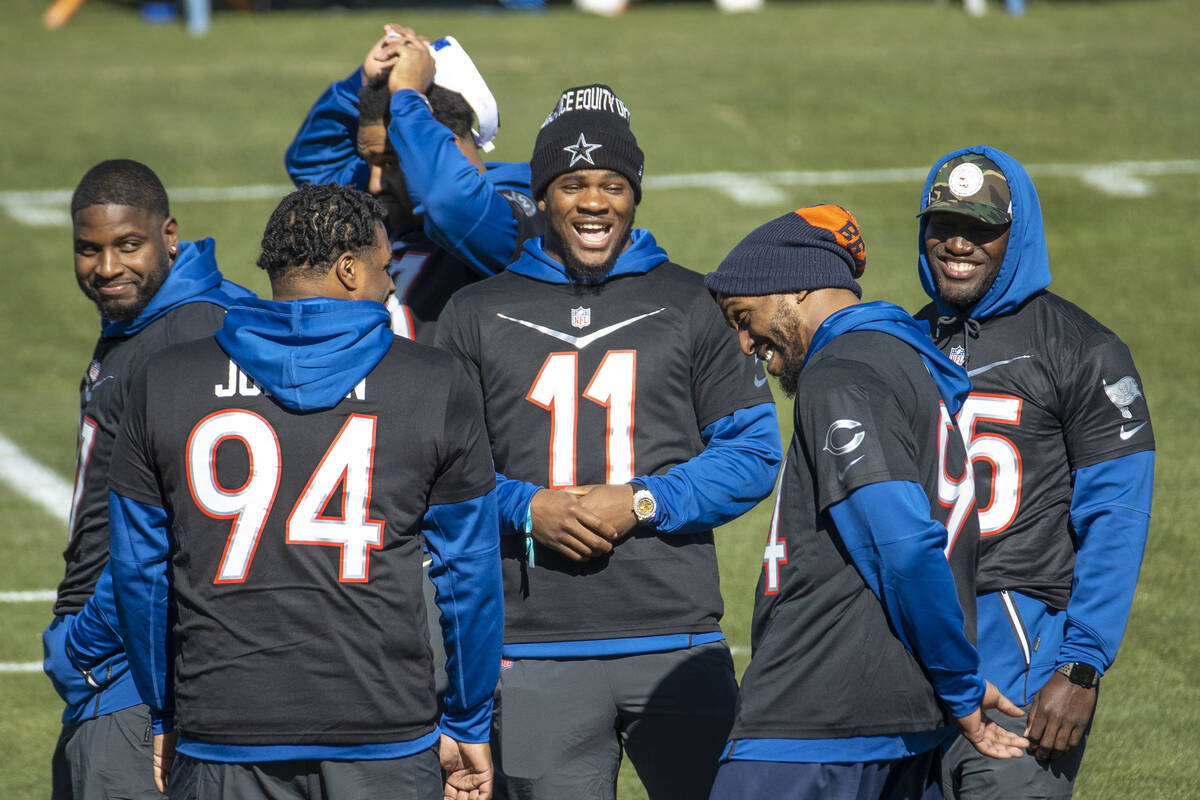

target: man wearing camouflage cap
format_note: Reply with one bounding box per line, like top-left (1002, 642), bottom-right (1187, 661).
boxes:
top-left (915, 146), bottom-right (1156, 798)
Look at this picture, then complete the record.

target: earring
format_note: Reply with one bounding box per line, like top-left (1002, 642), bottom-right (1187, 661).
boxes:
top-left (169, 246), bottom-right (177, 257)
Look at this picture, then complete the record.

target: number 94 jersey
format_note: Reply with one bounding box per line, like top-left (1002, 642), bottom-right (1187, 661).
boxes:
top-left (107, 335), bottom-right (495, 747)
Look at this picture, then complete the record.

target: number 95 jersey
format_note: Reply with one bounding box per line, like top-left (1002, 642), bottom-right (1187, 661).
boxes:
top-left (107, 335), bottom-right (496, 747)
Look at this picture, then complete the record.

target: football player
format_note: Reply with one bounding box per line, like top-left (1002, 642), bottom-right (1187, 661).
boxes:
top-left (915, 147), bottom-right (1155, 799)
top-left (704, 206), bottom-right (1028, 800)
top-left (104, 185), bottom-right (502, 799)
top-left (435, 83), bottom-right (782, 800)
top-left (43, 159), bottom-right (250, 800)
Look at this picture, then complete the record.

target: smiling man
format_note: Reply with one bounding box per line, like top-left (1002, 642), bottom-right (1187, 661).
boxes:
top-left (435, 83), bottom-right (781, 800)
top-left (43, 159), bottom-right (250, 800)
top-left (915, 148), bottom-right (1155, 800)
top-left (704, 206), bottom-right (1029, 800)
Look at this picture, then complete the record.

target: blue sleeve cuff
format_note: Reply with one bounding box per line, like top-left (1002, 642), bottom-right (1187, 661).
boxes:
top-left (494, 473), bottom-right (541, 536)
top-left (635, 402), bottom-right (781, 534)
top-left (440, 697), bottom-right (494, 744)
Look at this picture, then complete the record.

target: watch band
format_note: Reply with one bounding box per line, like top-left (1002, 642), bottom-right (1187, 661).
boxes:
top-left (1056, 661), bottom-right (1099, 689)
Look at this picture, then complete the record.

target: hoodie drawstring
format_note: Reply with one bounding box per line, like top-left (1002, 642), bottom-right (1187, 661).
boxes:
top-left (935, 314), bottom-right (981, 366)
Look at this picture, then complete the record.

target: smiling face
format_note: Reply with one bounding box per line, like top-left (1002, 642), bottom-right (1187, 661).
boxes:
top-left (718, 292), bottom-right (812, 397)
top-left (923, 211), bottom-right (1010, 310)
top-left (540, 169), bottom-right (635, 283)
top-left (73, 204), bottom-right (177, 321)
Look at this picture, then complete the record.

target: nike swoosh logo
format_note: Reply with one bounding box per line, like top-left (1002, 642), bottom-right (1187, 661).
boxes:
top-left (837, 455), bottom-right (865, 481)
top-left (754, 375), bottom-right (768, 387)
top-left (967, 354), bottom-right (1034, 378)
top-left (1119, 422), bottom-right (1147, 440)
top-left (496, 308), bottom-right (666, 349)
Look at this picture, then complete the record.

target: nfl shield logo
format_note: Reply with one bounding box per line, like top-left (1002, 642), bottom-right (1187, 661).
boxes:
top-left (571, 306), bottom-right (591, 329)
top-left (949, 346), bottom-right (966, 366)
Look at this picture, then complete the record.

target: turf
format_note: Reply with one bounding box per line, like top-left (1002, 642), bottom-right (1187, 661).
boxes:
top-left (1, 0), bottom-right (1198, 796)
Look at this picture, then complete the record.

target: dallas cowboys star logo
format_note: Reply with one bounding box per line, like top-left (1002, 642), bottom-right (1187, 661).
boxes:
top-left (563, 133), bottom-right (603, 166)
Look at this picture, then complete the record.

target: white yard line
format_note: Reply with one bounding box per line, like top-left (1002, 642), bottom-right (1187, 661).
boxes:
top-left (2, 160), bottom-right (1198, 226)
top-left (0, 434), bottom-right (71, 526)
top-left (0, 662), bottom-right (44, 673)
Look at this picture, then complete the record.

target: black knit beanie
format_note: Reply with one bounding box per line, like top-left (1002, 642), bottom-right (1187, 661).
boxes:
top-left (530, 84), bottom-right (644, 202)
top-left (704, 205), bottom-right (867, 298)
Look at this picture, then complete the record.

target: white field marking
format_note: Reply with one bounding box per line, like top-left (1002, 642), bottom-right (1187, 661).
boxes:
top-left (0, 590), bottom-right (56, 603)
top-left (0, 183), bottom-right (294, 228)
top-left (0, 662), bottom-right (43, 673)
top-left (3, 160), bottom-right (1198, 225)
top-left (0, 434), bottom-right (71, 526)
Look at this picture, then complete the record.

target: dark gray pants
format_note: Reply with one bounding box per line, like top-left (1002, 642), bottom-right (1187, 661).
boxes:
top-left (51, 704), bottom-right (164, 800)
top-left (942, 704), bottom-right (1087, 799)
top-left (494, 641), bottom-right (737, 800)
top-left (167, 747), bottom-right (441, 800)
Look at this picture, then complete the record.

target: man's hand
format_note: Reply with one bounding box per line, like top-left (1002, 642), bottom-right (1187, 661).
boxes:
top-left (152, 731), bottom-right (177, 793)
top-left (384, 29), bottom-right (436, 96)
top-left (1024, 670), bottom-right (1097, 761)
top-left (439, 734), bottom-right (493, 800)
top-left (529, 489), bottom-right (618, 561)
top-left (362, 24), bottom-right (433, 89)
top-left (955, 681), bottom-right (1029, 759)
top-left (566, 484), bottom-right (638, 538)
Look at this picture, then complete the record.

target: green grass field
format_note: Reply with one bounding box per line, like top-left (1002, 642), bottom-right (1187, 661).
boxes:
top-left (2, 0), bottom-right (1198, 796)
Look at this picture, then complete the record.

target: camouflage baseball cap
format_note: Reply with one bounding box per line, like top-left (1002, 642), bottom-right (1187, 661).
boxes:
top-left (918, 154), bottom-right (1012, 225)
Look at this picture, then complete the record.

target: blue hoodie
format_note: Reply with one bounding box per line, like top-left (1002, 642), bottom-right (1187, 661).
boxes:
top-left (491, 231), bottom-right (782, 659)
top-left (216, 296), bottom-right (394, 412)
top-left (101, 238), bottom-right (252, 338)
top-left (916, 146), bottom-right (1050, 323)
top-left (725, 302), bottom-right (984, 765)
top-left (110, 296), bottom-right (503, 757)
top-left (51, 239), bottom-right (251, 725)
top-left (285, 70), bottom-right (532, 278)
top-left (916, 146), bottom-right (1154, 703)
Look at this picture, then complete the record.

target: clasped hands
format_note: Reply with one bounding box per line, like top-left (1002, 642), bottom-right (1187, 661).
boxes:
top-left (528, 484), bottom-right (639, 562)
top-left (362, 23), bottom-right (435, 95)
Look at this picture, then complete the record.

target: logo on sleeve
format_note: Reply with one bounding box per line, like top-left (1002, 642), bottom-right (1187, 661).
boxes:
top-left (1102, 376), bottom-right (1143, 419)
top-left (823, 419), bottom-right (865, 456)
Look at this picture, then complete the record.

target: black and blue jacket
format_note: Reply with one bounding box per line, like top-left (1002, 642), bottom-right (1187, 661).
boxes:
top-left (916, 145), bottom-right (1155, 702)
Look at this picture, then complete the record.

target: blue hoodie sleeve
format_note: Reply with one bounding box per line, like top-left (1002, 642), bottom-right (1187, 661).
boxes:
top-left (635, 402), bottom-right (781, 534)
top-left (63, 565), bottom-right (124, 669)
top-left (108, 491), bottom-right (175, 733)
top-left (422, 490), bottom-right (503, 742)
top-left (494, 473), bottom-right (541, 537)
top-left (285, 69), bottom-right (370, 191)
top-left (829, 480), bottom-right (985, 718)
top-left (387, 91), bottom-right (521, 277)
top-left (1060, 451), bottom-right (1154, 672)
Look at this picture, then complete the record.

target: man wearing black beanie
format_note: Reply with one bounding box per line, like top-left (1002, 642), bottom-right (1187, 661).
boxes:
top-left (704, 206), bottom-right (1029, 800)
top-left (435, 83), bottom-right (782, 800)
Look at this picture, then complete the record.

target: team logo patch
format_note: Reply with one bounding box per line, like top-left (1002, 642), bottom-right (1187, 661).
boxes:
top-left (950, 345), bottom-right (966, 366)
top-left (563, 132), bottom-right (603, 167)
top-left (1102, 375), bottom-right (1143, 419)
top-left (949, 162), bottom-right (985, 198)
top-left (571, 306), bottom-right (591, 329)
top-left (823, 419), bottom-right (865, 456)
top-left (500, 658), bottom-right (514, 670)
